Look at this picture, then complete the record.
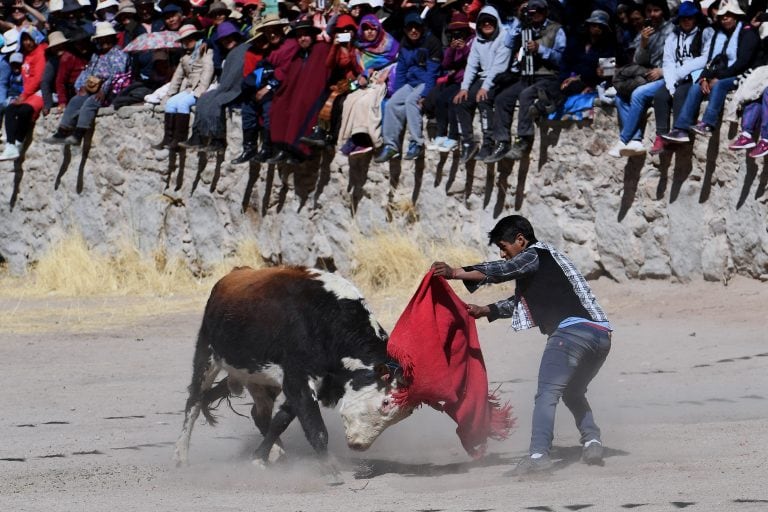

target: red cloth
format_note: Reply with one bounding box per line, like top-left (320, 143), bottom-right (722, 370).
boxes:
top-left (387, 271), bottom-right (514, 458)
top-left (19, 43), bottom-right (47, 118)
top-left (56, 51), bottom-right (88, 107)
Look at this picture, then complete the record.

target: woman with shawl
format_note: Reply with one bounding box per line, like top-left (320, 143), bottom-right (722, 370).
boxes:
top-left (336, 14), bottom-right (399, 155)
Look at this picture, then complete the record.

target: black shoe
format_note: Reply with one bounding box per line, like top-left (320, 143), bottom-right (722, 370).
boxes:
top-left (44, 130), bottom-right (70, 145)
top-left (179, 131), bottom-right (203, 149)
top-left (231, 145), bottom-right (258, 164)
top-left (265, 150), bottom-right (287, 165)
top-left (475, 141), bottom-right (495, 162)
top-left (505, 455), bottom-right (554, 476)
top-left (459, 142), bottom-right (478, 164)
top-left (300, 127), bottom-right (329, 148)
top-left (206, 138), bottom-right (226, 153)
top-left (582, 441), bottom-right (604, 465)
top-left (506, 137), bottom-right (533, 160)
top-left (402, 141), bottom-right (424, 160)
top-left (64, 128), bottom-right (85, 146)
top-left (484, 142), bottom-right (511, 163)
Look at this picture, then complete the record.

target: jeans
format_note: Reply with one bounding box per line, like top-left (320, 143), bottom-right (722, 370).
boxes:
top-left (60, 94), bottom-right (101, 130)
top-left (653, 81), bottom-right (692, 136)
top-left (741, 87), bottom-right (768, 139)
top-left (165, 91), bottom-right (197, 114)
top-left (530, 323), bottom-right (611, 456)
top-left (382, 83), bottom-right (426, 148)
top-left (241, 95), bottom-right (272, 132)
top-left (674, 76), bottom-right (737, 129)
top-left (615, 79), bottom-right (665, 143)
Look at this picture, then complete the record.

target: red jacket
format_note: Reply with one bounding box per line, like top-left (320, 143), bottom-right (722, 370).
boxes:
top-left (56, 51), bottom-right (88, 107)
top-left (19, 43), bottom-right (47, 117)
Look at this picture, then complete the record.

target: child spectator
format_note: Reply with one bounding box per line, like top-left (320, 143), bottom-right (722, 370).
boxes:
top-left (729, 85), bottom-right (768, 158)
top-left (374, 12), bottom-right (442, 162)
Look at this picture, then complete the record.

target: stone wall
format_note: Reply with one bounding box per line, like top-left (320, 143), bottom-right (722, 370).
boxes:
top-left (1, 104), bottom-right (766, 281)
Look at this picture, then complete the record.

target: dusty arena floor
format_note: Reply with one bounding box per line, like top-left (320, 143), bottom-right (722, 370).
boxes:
top-left (1, 277), bottom-right (767, 511)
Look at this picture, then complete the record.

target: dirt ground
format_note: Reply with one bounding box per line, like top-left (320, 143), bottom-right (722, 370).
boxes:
top-left (1, 276), bottom-right (767, 512)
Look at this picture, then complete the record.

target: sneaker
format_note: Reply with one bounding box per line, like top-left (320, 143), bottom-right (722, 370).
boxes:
top-left (748, 139), bottom-right (768, 159)
top-left (438, 138), bottom-right (459, 153)
top-left (475, 141), bottom-right (495, 161)
top-left (505, 137), bottom-right (532, 160)
top-left (506, 454), bottom-right (554, 476)
top-left (484, 141), bottom-right (511, 163)
top-left (349, 145), bottom-right (373, 156)
top-left (403, 141), bottom-right (424, 160)
top-left (649, 135), bottom-right (667, 155)
top-left (44, 130), bottom-right (70, 145)
top-left (729, 133), bottom-right (756, 150)
top-left (662, 129), bottom-right (690, 143)
top-left (690, 121), bottom-right (714, 136)
top-left (373, 145), bottom-right (400, 163)
top-left (459, 142), bottom-right (478, 164)
top-left (582, 441), bottom-right (604, 465)
top-left (0, 142), bottom-right (20, 161)
top-left (608, 140), bottom-right (626, 158)
top-left (619, 139), bottom-right (646, 157)
top-left (339, 138), bottom-right (356, 156)
top-left (426, 136), bottom-right (447, 151)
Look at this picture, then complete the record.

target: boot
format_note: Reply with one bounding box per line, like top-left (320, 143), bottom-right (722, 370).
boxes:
top-left (64, 127), bottom-right (86, 146)
top-left (152, 113), bottom-right (175, 149)
top-left (44, 127), bottom-right (72, 145)
top-left (231, 129), bottom-right (259, 164)
top-left (171, 113), bottom-right (190, 150)
top-left (255, 128), bottom-right (273, 162)
top-left (179, 128), bottom-right (203, 149)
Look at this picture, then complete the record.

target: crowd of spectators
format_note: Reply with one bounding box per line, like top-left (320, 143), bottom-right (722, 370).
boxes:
top-left (0, 0), bottom-right (767, 166)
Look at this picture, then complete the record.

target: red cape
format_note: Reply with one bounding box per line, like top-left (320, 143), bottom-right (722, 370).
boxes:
top-left (387, 271), bottom-right (514, 458)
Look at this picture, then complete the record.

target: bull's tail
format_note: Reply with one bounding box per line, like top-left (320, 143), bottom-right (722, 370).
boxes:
top-left (173, 324), bottom-right (222, 466)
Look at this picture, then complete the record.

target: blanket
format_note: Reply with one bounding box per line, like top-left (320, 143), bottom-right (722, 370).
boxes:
top-left (387, 271), bottom-right (514, 458)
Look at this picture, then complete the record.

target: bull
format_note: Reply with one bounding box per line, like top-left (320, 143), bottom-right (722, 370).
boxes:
top-left (173, 266), bottom-right (413, 483)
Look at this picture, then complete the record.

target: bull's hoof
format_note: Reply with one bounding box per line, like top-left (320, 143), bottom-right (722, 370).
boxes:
top-left (251, 458), bottom-right (268, 470)
top-left (172, 448), bottom-right (188, 467)
top-left (325, 471), bottom-right (344, 486)
top-left (268, 444), bottom-right (285, 463)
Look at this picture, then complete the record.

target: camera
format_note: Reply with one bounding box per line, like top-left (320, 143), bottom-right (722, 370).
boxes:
top-left (336, 32), bottom-right (351, 43)
top-left (643, 18), bottom-right (653, 27)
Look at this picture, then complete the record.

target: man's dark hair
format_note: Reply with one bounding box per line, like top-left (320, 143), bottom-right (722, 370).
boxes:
top-left (488, 215), bottom-right (538, 245)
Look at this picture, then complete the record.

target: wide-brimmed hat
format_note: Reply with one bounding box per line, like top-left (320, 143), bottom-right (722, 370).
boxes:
top-left (527, 0), bottom-right (547, 11)
top-left (19, 27), bottom-right (46, 45)
top-left (1, 30), bottom-right (18, 54)
top-left (176, 24), bottom-right (204, 41)
top-left (259, 14), bottom-right (290, 29)
top-left (214, 20), bottom-right (244, 41)
top-left (46, 31), bottom-right (69, 49)
top-left (92, 21), bottom-right (118, 40)
top-left (717, 0), bottom-right (745, 17)
top-left (585, 9), bottom-right (611, 28)
top-left (95, 0), bottom-right (119, 11)
top-left (116, 0), bottom-right (136, 16)
top-left (208, 1), bottom-right (231, 15)
top-left (288, 18), bottom-right (322, 37)
top-left (56, 0), bottom-right (90, 13)
top-left (446, 11), bottom-right (470, 31)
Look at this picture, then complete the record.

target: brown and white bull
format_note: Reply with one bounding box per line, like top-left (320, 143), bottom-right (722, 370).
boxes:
top-left (173, 266), bottom-right (413, 483)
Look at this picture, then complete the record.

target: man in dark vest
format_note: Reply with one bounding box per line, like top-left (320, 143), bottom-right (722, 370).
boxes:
top-left (431, 214), bottom-right (612, 475)
top-left (485, 0), bottom-right (566, 162)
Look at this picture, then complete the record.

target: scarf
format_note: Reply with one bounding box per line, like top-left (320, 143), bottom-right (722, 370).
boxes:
top-left (387, 271), bottom-right (514, 458)
top-left (354, 14), bottom-right (399, 77)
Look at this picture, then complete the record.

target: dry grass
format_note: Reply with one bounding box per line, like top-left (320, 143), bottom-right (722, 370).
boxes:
top-left (0, 229), bottom-right (483, 333)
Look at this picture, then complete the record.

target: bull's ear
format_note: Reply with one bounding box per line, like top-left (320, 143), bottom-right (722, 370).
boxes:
top-left (375, 363), bottom-right (391, 382)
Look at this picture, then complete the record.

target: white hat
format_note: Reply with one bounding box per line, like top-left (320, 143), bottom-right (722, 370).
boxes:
top-left (9, 52), bottom-right (23, 64)
top-left (348, 0), bottom-right (383, 8)
top-left (92, 21), bottom-right (118, 40)
top-left (175, 24), bottom-right (203, 41)
top-left (96, 0), bottom-right (120, 10)
top-left (700, 0), bottom-right (718, 8)
top-left (716, 0), bottom-right (746, 16)
top-left (1, 29), bottom-right (19, 54)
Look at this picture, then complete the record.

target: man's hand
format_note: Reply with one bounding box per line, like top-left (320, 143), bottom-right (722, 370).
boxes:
top-left (645, 67), bottom-right (663, 81)
top-left (466, 304), bottom-right (490, 318)
top-left (700, 78), bottom-right (711, 94)
top-left (526, 39), bottom-right (539, 53)
top-left (255, 86), bottom-right (270, 101)
top-left (431, 261), bottom-right (455, 278)
top-left (561, 75), bottom-right (580, 90)
top-left (640, 26), bottom-right (654, 47)
top-left (94, 90), bottom-right (105, 103)
top-left (476, 87), bottom-right (488, 101)
top-left (453, 89), bottom-right (468, 104)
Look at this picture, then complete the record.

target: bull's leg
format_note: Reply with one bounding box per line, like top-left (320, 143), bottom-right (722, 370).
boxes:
top-left (247, 384), bottom-right (284, 463)
top-left (252, 401), bottom-right (296, 467)
top-left (173, 354), bottom-right (221, 466)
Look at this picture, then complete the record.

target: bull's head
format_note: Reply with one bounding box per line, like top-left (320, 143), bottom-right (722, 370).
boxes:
top-left (339, 362), bottom-right (413, 451)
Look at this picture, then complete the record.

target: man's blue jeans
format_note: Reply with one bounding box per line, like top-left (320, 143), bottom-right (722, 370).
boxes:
top-left (674, 76), bottom-right (737, 129)
top-left (530, 323), bottom-right (611, 456)
top-left (615, 79), bottom-right (665, 143)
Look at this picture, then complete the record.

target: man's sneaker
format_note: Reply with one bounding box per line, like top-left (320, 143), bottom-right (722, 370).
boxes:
top-left (729, 133), bottom-right (756, 150)
top-left (484, 141), bottom-right (511, 163)
top-left (620, 139), bottom-right (646, 157)
top-left (349, 145), bottom-right (373, 156)
top-left (748, 139), bottom-right (768, 159)
top-left (426, 136), bottom-right (446, 151)
top-left (475, 141), bottom-right (495, 161)
top-left (690, 121), bottom-right (714, 136)
top-left (0, 142), bottom-right (20, 161)
top-left (438, 138), bottom-right (458, 153)
top-left (44, 130), bottom-right (70, 145)
top-left (608, 140), bottom-right (626, 158)
top-left (506, 454), bottom-right (554, 476)
top-left (648, 135), bottom-right (667, 155)
top-left (662, 129), bottom-right (690, 143)
top-left (459, 142), bottom-right (478, 163)
top-left (505, 137), bottom-right (532, 160)
top-left (582, 440), bottom-right (604, 465)
top-left (403, 141), bottom-right (424, 160)
top-left (373, 145), bottom-right (400, 163)
top-left (339, 138), bottom-right (356, 156)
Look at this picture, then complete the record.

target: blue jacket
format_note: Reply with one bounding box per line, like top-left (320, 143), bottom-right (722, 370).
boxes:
top-left (393, 30), bottom-right (442, 98)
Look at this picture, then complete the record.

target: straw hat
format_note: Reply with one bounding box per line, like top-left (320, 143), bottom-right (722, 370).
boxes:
top-left (46, 31), bottom-right (69, 50)
top-left (175, 24), bottom-right (204, 41)
top-left (117, 0), bottom-right (137, 16)
top-left (95, 0), bottom-right (119, 11)
top-left (92, 21), bottom-right (118, 40)
top-left (259, 14), bottom-right (290, 28)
